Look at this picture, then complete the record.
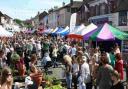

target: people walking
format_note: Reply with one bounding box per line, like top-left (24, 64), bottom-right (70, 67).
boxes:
top-left (96, 52), bottom-right (113, 89)
top-left (78, 56), bottom-right (92, 89)
top-left (63, 55), bottom-right (72, 89)
top-left (52, 44), bottom-right (58, 68)
top-left (115, 53), bottom-right (124, 80)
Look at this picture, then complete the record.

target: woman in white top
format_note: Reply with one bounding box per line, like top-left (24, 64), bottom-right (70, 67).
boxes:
top-left (79, 56), bottom-right (92, 89)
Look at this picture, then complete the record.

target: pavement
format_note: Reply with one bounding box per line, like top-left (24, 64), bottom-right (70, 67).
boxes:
top-left (14, 60), bottom-right (128, 89)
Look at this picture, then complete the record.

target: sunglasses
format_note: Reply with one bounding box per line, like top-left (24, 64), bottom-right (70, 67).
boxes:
top-left (7, 73), bottom-right (12, 76)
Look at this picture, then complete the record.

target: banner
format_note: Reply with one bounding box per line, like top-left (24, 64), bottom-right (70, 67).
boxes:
top-left (70, 13), bottom-right (77, 33)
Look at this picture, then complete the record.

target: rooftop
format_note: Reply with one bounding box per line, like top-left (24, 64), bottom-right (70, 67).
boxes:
top-left (49, 1), bottom-right (83, 13)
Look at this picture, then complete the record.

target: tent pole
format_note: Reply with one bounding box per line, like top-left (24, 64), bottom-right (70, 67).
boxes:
top-left (82, 39), bottom-right (85, 49)
top-left (121, 40), bottom-right (123, 56)
top-left (96, 41), bottom-right (97, 48)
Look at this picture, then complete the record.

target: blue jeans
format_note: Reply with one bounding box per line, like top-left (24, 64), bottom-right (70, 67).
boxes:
top-left (66, 73), bottom-right (72, 88)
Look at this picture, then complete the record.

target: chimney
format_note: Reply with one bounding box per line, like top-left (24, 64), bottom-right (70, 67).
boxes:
top-left (38, 11), bottom-right (40, 15)
top-left (62, 2), bottom-right (65, 6)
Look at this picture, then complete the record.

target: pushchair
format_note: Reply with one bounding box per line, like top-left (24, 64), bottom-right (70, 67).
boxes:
top-left (42, 52), bottom-right (53, 74)
top-left (44, 61), bottom-right (53, 74)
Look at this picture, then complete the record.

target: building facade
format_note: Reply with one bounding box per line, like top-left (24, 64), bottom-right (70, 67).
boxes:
top-left (47, 1), bottom-right (82, 28)
top-left (87, 0), bottom-right (116, 25)
top-left (79, 0), bottom-right (128, 31)
top-left (40, 15), bottom-right (48, 28)
top-left (48, 9), bottom-right (58, 28)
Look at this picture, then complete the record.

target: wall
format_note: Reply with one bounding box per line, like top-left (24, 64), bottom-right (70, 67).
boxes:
top-left (116, 11), bottom-right (128, 31)
top-left (48, 11), bottom-right (58, 28)
top-left (58, 8), bottom-right (66, 27)
top-left (65, 10), bottom-right (71, 27)
top-left (40, 16), bottom-right (48, 27)
top-left (48, 13), bottom-right (53, 28)
top-left (89, 0), bottom-right (107, 6)
top-left (89, 12), bottom-right (128, 31)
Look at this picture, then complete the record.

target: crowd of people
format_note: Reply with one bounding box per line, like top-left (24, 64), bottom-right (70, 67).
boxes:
top-left (63, 44), bottom-right (126, 89)
top-left (0, 33), bottom-right (127, 89)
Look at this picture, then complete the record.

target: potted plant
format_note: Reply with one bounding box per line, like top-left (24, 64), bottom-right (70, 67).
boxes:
top-left (43, 76), bottom-right (65, 89)
top-left (30, 73), bottom-right (43, 88)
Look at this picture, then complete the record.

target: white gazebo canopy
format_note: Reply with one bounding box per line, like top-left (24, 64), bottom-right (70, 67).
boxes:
top-left (0, 25), bottom-right (13, 37)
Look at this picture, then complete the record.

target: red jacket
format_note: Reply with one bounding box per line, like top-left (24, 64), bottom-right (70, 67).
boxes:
top-left (115, 59), bottom-right (124, 80)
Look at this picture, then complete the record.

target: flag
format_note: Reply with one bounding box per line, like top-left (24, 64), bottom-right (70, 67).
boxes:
top-left (84, 5), bottom-right (89, 12)
top-left (70, 13), bottom-right (77, 33)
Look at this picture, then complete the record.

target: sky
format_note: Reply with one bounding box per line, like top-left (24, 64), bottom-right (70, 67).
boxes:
top-left (0, 0), bottom-right (82, 20)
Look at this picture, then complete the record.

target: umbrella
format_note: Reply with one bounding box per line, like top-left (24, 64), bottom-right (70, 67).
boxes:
top-left (49, 29), bottom-right (54, 34)
top-left (51, 27), bottom-right (58, 34)
top-left (54, 27), bottom-right (64, 35)
top-left (0, 25), bottom-right (13, 37)
top-left (58, 26), bottom-right (70, 36)
top-left (68, 24), bottom-right (86, 39)
top-left (82, 23), bottom-right (98, 40)
top-left (68, 23), bottom-right (97, 39)
top-left (43, 28), bottom-right (52, 34)
top-left (26, 29), bottom-right (36, 34)
top-left (90, 23), bottom-right (128, 41)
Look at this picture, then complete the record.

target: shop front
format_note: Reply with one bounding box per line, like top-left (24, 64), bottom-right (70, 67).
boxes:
top-left (88, 14), bottom-right (113, 26)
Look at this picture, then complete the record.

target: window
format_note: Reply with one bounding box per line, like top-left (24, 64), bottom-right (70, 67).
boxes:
top-left (100, 4), bottom-right (106, 15)
top-left (95, 5), bottom-right (100, 15)
top-left (67, 7), bottom-right (70, 12)
top-left (109, 1), bottom-right (116, 13)
top-left (90, 6), bottom-right (95, 16)
top-left (119, 11), bottom-right (127, 26)
top-left (105, 4), bottom-right (109, 14)
top-left (71, 8), bottom-right (78, 13)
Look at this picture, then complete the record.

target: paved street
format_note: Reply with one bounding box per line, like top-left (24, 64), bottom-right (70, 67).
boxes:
top-left (15, 61), bottom-right (128, 89)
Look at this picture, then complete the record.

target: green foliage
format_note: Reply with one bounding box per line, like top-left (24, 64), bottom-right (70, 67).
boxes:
top-left (14, 19), bottom-right (23, 26)
top-left (43, 75), bottom-right (64, 89)
top-left (44, 75), bottom-right (53, 82)
top-left (14, 19), bottom-right (33, 28)
top-left (24, 23), bottom-right (33, 28)
top-left (52, 79), bottom-right (61, 85)
top-left (45, 84), bottom-right (65, 89)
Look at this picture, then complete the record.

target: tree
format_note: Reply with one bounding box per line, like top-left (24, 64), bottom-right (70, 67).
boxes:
top-left (14, 19), bottom-right (23, 26)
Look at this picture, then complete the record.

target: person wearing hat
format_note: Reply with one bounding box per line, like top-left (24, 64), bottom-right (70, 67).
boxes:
top-left (78, 56), bottom-right (92, 89)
